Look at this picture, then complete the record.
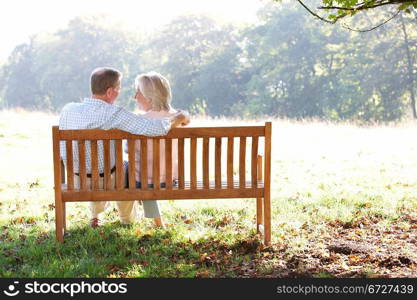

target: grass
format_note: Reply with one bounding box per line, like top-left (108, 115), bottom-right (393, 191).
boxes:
top-left (0, 109), bottom-right (416, 277)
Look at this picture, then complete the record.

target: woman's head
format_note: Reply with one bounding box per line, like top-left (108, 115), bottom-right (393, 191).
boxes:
top-left (134, 72), bottom-right (172, 111)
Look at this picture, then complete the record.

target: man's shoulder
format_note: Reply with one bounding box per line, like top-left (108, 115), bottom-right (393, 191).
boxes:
top-left (61, 102), bottom-right (81, 112)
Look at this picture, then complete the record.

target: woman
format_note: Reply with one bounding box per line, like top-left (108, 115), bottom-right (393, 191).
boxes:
top-left (126, 72), bottom-right (180, 227)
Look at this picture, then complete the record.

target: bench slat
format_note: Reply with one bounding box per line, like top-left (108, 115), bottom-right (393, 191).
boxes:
top-left (128, 139), bottom-right (136, 190)
top-left (178, 138), bottom-right (185, 189)
top-left (190, 137), bottom-right (197, 189)
top-left (215, 137), bottom-right (222, 189)
top-left (65, 140), bottom-right (74, 190)
top-left (251, 136), bottom-right (259, 188)
top-left (203, 137), bottom-right (209, 189)
top-left (115, 140), bottom-right (124, 190)
top-left (58, 126), bottom-right (266, 140)
top-left (153, 139), bottom-right (160, 190)
top-left (140, 139), bottom-right (148, 190)
top-left (239, 137), bottom-right (246, 188)
top-left (165, 138), bottom-right (173, 190)
top-left (103, 140), bottom-right (112, 190)
top-left (91, 140), bottom-right (99, 190)
top-left (62, 183), bottom-right (264, 202)
top-left (62, 179), bottom-right (263, 191)
top-left (227, 137), bottom-right (234, 189)
top-left (78, 140), bottom-right (87, 190)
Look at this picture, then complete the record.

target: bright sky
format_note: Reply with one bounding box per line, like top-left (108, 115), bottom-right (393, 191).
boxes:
top-left (0, 0), bottom-right (265, 62)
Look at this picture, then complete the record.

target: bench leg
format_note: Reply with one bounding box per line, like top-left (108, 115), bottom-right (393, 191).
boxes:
top-left (55, 195), bottom-right (64, 243)
top-left (256, 198), bottom-right (263, 234)
top-left (263, 194), bottom-right (271, 246)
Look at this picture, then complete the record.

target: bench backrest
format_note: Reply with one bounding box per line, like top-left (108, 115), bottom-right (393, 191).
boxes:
top-left (52, 122), bottom-right (271, 202)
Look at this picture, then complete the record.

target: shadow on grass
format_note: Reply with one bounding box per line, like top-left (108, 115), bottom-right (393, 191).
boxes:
top-left (1, 221), bottom-right (281, 278)
top-left (3, 216), bottom-right (416, 278)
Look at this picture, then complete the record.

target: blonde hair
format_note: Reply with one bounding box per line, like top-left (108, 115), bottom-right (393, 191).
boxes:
top-left (135, 72), bottom-right (172, 111)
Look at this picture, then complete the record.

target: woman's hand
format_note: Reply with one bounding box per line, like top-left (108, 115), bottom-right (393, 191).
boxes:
top-left (170, 110), bottom-right (190, 128)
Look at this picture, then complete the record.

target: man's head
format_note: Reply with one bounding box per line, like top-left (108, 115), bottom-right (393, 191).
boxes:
top-left (90, 67), bottom-right (122, 104)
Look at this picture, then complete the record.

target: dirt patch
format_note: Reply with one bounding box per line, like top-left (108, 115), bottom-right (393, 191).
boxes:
top-left (327, 241), bottom-right (373, 255)
top-left (213, 217), bottom-right (417, 278)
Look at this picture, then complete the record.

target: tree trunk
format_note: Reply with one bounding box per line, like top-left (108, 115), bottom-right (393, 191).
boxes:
top-left (400, 14), bottom-right (417, 119)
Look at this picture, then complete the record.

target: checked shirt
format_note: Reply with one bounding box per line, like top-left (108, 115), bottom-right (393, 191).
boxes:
top-left (59, 98), bottom-right (171, 173)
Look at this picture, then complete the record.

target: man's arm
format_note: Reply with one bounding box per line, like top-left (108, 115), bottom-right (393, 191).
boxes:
top-left (108, 107), bottom-right (190, 136)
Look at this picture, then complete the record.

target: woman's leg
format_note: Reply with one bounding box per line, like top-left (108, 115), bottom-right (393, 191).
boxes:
top-left (142, 200), bottom-right (163, 227)
top-left (153, 217), bottom-right (164, 228)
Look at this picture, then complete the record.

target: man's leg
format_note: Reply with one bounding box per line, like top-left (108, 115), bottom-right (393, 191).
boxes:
top-left (116, 201), bottom-right (136, 224)
top-left (74, 175), bottom-right (108, 226)
top-left (115, 162), bottom-right (136, 224)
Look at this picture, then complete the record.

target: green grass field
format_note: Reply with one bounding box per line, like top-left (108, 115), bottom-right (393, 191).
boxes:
top-left (0, 110), bottom-right (416, 277)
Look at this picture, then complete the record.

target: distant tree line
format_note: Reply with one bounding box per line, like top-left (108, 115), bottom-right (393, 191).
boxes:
top-left (0, 3), bottom-right (416, 121)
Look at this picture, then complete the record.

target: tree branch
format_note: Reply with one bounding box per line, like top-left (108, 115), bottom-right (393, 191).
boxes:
top-left (297, 0), bottom-right (346, 24)
top-left (341, 10), bottom-right (401, 32)
top-left (319, 0), bottom-right (414, 11)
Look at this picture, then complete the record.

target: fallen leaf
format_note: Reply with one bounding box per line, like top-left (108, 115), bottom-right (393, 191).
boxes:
top-left (106, 265), bottom-right (121, 272)
top-left (142, 261), bottom-right (149, 267)
top-left (348, 255), bottom-right (361, 265)
top-left (207, 218), bottom-right (216, 224)
top-left (3, 250), bottom-right (16, 257)
top-left (195, 270), bottom-right (209, 278)
top-left (399, 233), bottom-right (409, 239)
top-left (222, 216), bottom-right (231, 224)
top-left (13, 217), bottom-right (25, 224)
top-left (200, 253), bottom-right (208, 262)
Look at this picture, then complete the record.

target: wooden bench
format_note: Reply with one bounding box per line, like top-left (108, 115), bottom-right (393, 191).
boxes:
top-left (52, 122), bottom-right (272, 244)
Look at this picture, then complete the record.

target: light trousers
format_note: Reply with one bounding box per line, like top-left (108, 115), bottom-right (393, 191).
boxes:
top-left (73, 174), bottom-right (135, 224)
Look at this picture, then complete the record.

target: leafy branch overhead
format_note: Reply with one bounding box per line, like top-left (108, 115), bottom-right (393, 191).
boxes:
top-left (287, 0), bottom-right (417, 26)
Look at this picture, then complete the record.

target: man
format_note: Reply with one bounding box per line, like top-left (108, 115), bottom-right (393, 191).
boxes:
top-left (59, 67), bottom-right (189, 227)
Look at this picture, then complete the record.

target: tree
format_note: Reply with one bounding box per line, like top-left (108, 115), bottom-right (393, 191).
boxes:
top-left (1, 4), bottom-right (416, 121)
top-left (399, 13), bottom-right (417, 118)
top-left (237, 4), bottom-right (350, 118)
top-left (1, 15), bottom-right (142, 111)
top-left (1, 42), bottom-right (40, 109)
top-left (146, 15), bottom-right (243, 115)
top-left (289, 0), bottom-right (417, 29)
